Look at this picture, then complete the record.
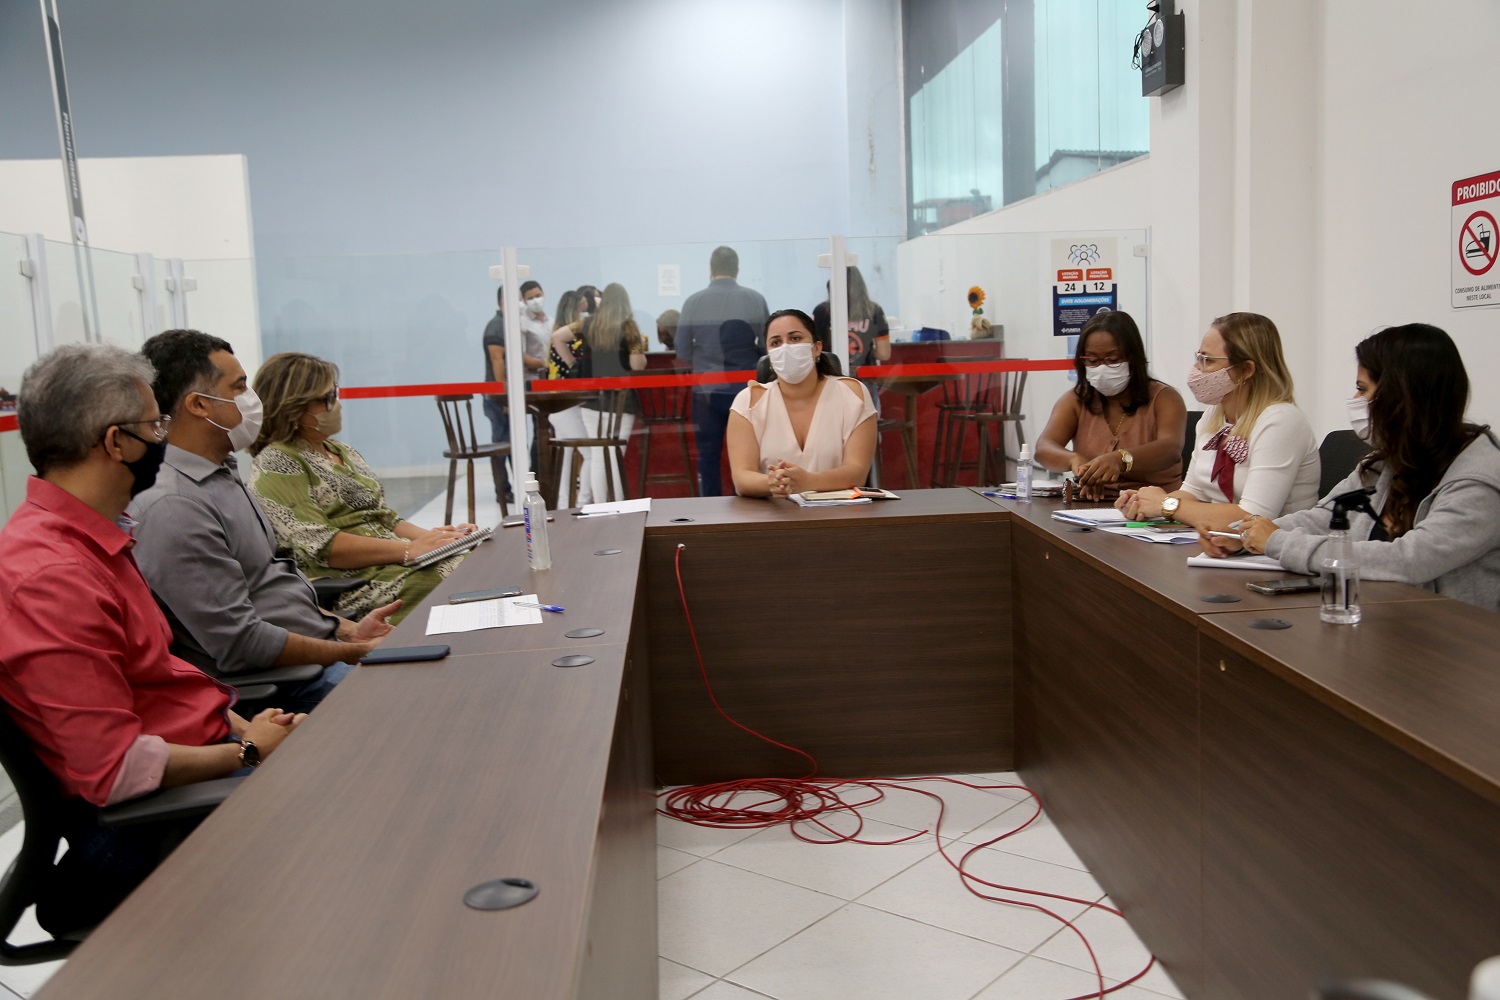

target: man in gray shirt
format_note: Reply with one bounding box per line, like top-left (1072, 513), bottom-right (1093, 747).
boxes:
top-left (129, 330), bottom-right (400, 711)
top-left (676, 246), bottom-right (768, 495)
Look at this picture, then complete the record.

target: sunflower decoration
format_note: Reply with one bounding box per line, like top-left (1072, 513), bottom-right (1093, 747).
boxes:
top-left (967, 285), bottom-right (986, 316)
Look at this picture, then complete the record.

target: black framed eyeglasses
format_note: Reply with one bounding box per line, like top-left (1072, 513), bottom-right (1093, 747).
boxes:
top-left (1080, 355), bottom-right (1125, 368)
top-left (321, 386), bottom-right (340, 408)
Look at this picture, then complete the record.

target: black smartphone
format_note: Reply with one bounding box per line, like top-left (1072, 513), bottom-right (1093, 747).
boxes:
top-left (449, 588), bottom-right (521, 604)
top-left (359, 644), bottom-right (451, 665)
top-left (1245, 578), bottom-right (1321, 595)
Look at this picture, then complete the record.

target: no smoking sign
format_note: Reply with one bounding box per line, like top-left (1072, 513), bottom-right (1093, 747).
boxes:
top-left (1453, 169), bottom-right (1500, 308)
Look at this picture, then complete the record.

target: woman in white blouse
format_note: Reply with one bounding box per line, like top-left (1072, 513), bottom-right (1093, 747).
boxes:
top-left (726, 308), bottom-right (877, 498)
top-left (1118, 311), bottom-right (1320, 530)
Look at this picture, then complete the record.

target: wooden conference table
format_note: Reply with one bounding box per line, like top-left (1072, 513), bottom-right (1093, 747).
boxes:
top-left (38, 491), bottom-right (1500, 1000)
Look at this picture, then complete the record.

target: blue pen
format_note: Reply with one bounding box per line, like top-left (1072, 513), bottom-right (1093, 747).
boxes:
top-left (514, 602), bottom-right (565, 614)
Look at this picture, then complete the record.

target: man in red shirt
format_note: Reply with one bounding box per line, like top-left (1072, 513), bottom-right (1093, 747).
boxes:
top-left (0, 343), bottom-right (305, 931)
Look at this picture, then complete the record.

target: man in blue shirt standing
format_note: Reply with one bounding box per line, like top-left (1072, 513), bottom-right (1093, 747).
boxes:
top-left (675, 246), bottom-right (768, 495)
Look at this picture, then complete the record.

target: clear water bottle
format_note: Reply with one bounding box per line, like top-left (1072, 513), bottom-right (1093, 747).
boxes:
top-left (522, 473), bottom-right (551, 570)
top-left (1318, 527), bottom-right (1360, 624)
top-left (1015, 443), bottom-right (1033, 502)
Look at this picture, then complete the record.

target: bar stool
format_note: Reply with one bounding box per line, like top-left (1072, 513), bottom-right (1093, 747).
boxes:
top-left (636, 383), bottom-right (697, 497)
top-left (436, 394), bottom-right (510, 524)
top-left (930, 356), bottom-right (999, 488)
top-left (974, 367), bottom-right (1028, 486)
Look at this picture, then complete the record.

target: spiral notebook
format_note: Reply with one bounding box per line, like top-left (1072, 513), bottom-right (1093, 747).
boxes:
top-left (406, 527), bottom-right (493, 570)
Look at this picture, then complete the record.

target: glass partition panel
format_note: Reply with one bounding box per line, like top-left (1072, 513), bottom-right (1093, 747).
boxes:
top-left (42, 238), bottom-right (89, 347)
top-left (892, 228), bottom-right (1149, 486)
top-left (0, 231), bottom-right (36, 522)
top-left (181, 257), bottom-right (265, 374)
top-left (89, 245), bottom-right (147, 351)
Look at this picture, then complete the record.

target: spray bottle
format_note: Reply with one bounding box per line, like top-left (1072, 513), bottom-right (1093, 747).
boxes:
top-left (1016, 443), bottom-right (1033, 502)
top-left (1319, 486), bottom-right (1377, 625)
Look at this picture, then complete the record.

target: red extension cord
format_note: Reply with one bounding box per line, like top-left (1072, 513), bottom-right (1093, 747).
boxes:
top-left (658, 543), bottom-right (1158, 1000)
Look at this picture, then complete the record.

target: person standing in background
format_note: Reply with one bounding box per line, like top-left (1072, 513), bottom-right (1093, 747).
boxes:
top-left (813, 265), bottom-right (891, 373)
top-left (481, 286), bottom-right (516, 504)
top-left (514, 279), bottom-right (551, 479)
top-left (657, 309), bottom-right (680, 352)
top-left (675, 246), bottom-right (768, 495)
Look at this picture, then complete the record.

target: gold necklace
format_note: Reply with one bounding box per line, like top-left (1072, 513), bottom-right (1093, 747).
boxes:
top-left (1105, 405), bottom-right (1131, 450)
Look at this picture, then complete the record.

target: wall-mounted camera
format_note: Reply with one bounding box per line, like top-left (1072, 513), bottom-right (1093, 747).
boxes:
top-left (1133, 0), bottom-right (1184, 97)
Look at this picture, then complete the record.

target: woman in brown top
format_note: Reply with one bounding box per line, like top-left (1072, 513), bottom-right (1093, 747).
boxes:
top-left (1036, 311), bottom-right (1187, 500)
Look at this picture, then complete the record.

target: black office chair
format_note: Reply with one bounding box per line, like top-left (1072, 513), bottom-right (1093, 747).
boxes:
top-left (1181, 410), bottom-right (1203, 478)
top-left (1315, 978), bottom-right (1435, 1000)
top-left (0, 708), bottom-right (244, 959)
top-left (1319, 430), bottom-right (1371, 497)
top-left (311, 577), bottom-right (370, 617)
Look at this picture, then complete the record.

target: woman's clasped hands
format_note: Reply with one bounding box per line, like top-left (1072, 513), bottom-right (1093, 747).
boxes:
top-left (766, 460), bottom-right (809, 498)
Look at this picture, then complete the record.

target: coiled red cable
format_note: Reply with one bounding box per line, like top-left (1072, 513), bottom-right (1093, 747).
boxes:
top-left (659, 543), bottom-right (1159, 1000)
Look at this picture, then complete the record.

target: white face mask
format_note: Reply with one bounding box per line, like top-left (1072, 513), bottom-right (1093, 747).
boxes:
top-left (525, 297), bottom-right (546, 317)
top-left (1347, 396), bottom-right (1372, 442)
top-left (768, 342), bottom-right (816, 384)
top-left (1084, 362), bottom-right (1131, 397)
top-left (198, 388), bottom-right (263, 452)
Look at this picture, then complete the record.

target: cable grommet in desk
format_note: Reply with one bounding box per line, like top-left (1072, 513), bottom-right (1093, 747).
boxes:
top-left (670, 517), bottom-right (695, 523)
top-left (1200, 594), bottom-right (1241, 603)
top-left (464, 877), bottom-right (539, 911)
top-left (552, 654), bottom-right (596, 668)
top-left (1247, 618), bottom-right (1293, 630)
top-left (564, 628), bottom-right (605, 639)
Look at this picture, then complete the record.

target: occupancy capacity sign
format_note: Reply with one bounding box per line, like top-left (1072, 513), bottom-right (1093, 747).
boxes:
top-left (1453, 169), bottom-right (1500, 309)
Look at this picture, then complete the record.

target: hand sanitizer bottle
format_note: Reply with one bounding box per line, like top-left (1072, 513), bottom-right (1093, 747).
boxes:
top-left (1015, 443), bottom-right (1033, 502)
top-left (1319, 487), bottom-right (1375, 625)
top-left (522, 473), bottom-right (551, 570)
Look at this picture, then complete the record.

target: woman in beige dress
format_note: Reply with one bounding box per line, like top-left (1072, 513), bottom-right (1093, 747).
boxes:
top-left (726, 308), bottom-right (877, 498)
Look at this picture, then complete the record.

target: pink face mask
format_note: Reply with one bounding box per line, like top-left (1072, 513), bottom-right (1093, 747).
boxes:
top-left (1187, 365), bottom-right (1239, 405)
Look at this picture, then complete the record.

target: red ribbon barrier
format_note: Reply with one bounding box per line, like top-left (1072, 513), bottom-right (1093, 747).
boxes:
top-left (0, 414), bottom-right (17, 433)
top-left (335, 358), bottom-right (1076, 401)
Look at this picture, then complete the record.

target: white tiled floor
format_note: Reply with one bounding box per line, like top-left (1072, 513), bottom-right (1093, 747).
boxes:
top-left (656, 773), bottom-right (1185, 1000)
top-left (0, 771), bottom-right (1186, 1000)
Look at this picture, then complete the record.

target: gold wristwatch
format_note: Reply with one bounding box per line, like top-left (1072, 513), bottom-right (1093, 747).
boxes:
top-left (1118, 449), bottom-right (1134, 473)
top-left (1161, 496), bottom-right (1181, 517)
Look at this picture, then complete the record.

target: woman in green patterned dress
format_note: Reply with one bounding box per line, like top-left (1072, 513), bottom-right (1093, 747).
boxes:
top-left (248, 353), bottom-right (472, 624)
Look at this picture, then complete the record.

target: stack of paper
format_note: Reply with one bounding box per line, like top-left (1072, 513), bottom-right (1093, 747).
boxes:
top-left (1099, 524), bottom-right (1200, 544)
top-left (789, 493), bottom-right (872, 507)
top-left (425, 594), bottom-right (545, 635)
top-left (1050, 508), bottom-right (1127, 527)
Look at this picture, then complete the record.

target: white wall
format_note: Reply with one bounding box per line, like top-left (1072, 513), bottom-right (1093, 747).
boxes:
top-left (0, 154), bottom-right (262, 371)
top-left (899, 0), bottom-right (1500, 450)
top-left (0, 155), bottom-right (255, 259)
top-left (1314, 0), bottom-right (1500, 433)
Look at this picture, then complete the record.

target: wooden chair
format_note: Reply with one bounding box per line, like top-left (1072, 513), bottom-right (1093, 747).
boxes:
top-left (548, 390), bottom-right (632, 507)
top-left (974, 367), bottom-right (1028, 486)
top-left (636, 383), bottom-right (696, 497)
top-left (435, 394), bottom-right (510, 524)
top-left (930, 355), bottom-right (1000, 488)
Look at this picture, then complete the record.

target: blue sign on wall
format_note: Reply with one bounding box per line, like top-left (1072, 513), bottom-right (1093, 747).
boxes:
top-left (1053, 285), bottom-right (1118, 337)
